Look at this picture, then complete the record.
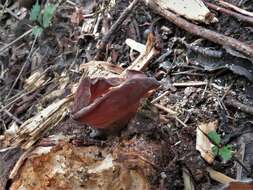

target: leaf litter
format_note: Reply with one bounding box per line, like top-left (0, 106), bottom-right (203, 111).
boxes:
top-left (0, 0), bottom-right (253, 189)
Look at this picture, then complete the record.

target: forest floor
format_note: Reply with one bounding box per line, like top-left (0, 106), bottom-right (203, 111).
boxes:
top-left (0, 0), bottom-right (253, 189)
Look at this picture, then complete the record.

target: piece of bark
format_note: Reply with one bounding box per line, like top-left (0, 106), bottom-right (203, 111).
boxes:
top-left (9, 137), bottom-right (163, 190)
top-left (144, 0), bottom-right (253, 60)
top-left (145, 0), bottom-right (217, 24)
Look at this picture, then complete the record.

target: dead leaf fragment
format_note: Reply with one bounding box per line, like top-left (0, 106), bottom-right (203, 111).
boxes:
top-left (196, 121), bottom-right (218, 164)
top-left (207, 167), bottom-right (236, 185)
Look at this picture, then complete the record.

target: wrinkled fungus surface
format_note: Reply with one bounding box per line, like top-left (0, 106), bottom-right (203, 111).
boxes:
top-left (70, 70), bottom-right (159, 130)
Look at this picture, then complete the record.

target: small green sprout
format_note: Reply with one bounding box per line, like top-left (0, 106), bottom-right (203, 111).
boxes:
top-left (208, 131), bottom-right (233, 162)
top-left (30, 0), bottom-right (57, 36)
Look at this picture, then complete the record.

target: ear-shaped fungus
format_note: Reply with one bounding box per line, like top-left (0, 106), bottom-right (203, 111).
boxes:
top-left (70, 70), bottom-right (159, 130)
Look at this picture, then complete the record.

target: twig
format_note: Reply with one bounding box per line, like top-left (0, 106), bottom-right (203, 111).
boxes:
top-left (204, 1), bottom-right (253, 25)
top-left (151, 91), bottom-right (169, 104)
top-left (6, 34), bottom-right (38, 100)
top-left (2, 107), bottom-right (23, 125)
top-left (232, 156), bottom-right (252, 177)
top-left (95, 0), bottom-right (140, 60)
top-left (0, 91), bottom-right (33, 114)
top-left (236, 142), bottom-right (245, 180)
top-left (93, 13), bottom-right (103, 35)
top-left (221, 81), bottom-right (234, 101)
top-left (175, 117), bottom-right (188, 128)
top-left (225, 96), bottom-right (253, 115)
top-left (173, 81), bottom-right (207, 87)
top-left (66, 0), bottom-right (76, 6)
top-left (9, 146), bottom-right (34, 179)
top-left (153, 103), bottom-right (188, 127)
top-left (0, 29), bottom-right (32, 54)
top-left (218, 0), bottom-right (253, 18)
top-left (0, 3), bottom-right (21, 20)
top-left (144, 0), bottom-right (253, 60)
top-left (153, 103), bottom-right (177, 115)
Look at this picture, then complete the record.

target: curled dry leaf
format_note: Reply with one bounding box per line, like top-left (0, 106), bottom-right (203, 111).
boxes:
top-left (70, 70), bottom-right (159, 131)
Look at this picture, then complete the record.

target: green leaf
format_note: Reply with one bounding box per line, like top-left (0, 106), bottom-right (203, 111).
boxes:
top-left (219, 145), bottom-right (233, 162)
top-left (211, 146), bottom-right (219, 156)
top-left (30, 0), bottom-right (41, 21)
top-left (42, 4), bottom-right (57, 28)
top-left (208, 131), bottom-right (221, 145)
top-left (32, 26), bottom-right (43, 37)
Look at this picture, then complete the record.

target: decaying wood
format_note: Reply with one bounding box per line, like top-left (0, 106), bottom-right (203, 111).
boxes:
top-left (123, 33), bottom-right (160, 74)
top-left (144, 0), bottom-right (253, 60)
top-left (9, 136), bottom-right (162, 190)
top-left (1, 96), bottom-right (73, 150)
top-left (145, 0), bottom-right (217, 24)
top-left (125, 38), bottom-right (146, 53)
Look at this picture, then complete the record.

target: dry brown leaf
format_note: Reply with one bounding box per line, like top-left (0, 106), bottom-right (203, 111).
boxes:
top-left (207, 167), bottom-right (236, 185)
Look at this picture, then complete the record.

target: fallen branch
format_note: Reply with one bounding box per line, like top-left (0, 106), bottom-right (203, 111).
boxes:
top-left (144, 0), bottom-right (253, 60)
top-left (225, 96), bottom-right (253, 116)
top-left (204, 1), bottom-right (253, 26)
top-left (218, 0), bottom-right (253, 18)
